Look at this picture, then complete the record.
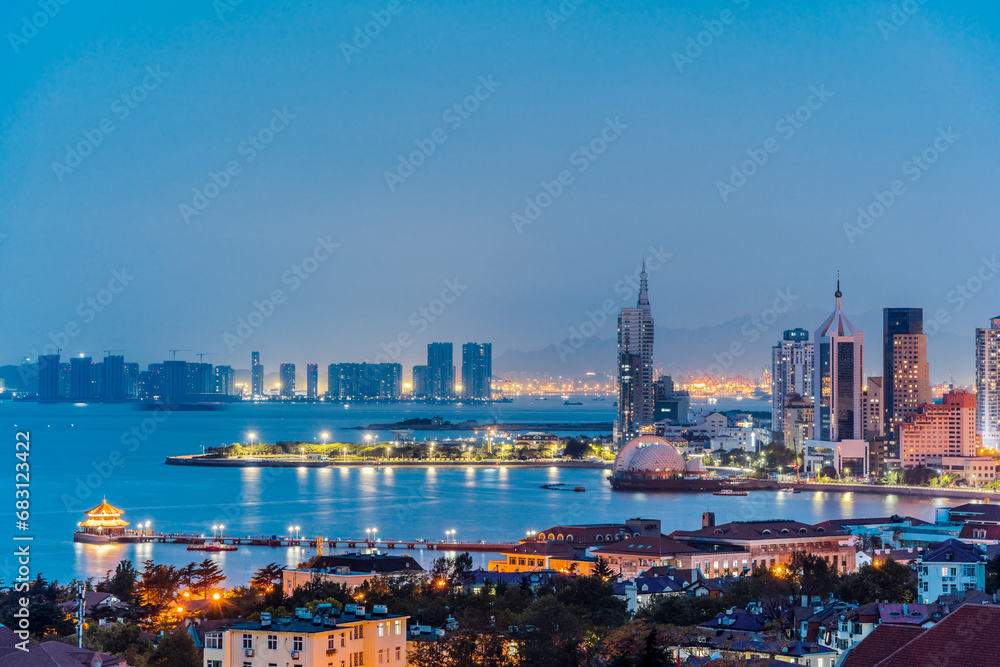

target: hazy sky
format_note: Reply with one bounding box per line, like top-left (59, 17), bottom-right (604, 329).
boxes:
top-left (3, 1), bottom-right (1000, 373)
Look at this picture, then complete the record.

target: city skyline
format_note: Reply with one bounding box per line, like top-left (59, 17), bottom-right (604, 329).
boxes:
top-left (4, 3), bottom-right (1000, 375)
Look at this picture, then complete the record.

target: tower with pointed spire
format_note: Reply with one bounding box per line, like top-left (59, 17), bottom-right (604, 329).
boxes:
top-left (617, 257), bottom-right (655, 446)
top-left (813, 273), bottom-right (864, 442)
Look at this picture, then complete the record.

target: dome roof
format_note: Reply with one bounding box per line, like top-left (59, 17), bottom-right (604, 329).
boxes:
top-left (615, 435), bottom-right (686, 473)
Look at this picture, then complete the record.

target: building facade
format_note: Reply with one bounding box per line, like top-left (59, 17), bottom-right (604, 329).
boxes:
top-left (279, 363), bottom-right (295, 398)
top-left (882, 308), bottom-right (930, 440)
top-left (461, 343), bottom-right (492, 401)
top-left (427, 342), bottom-right (454, 399)
top-left (813, 280), bottom-right (863, 442)
top-left (251, 351), bottom-right (263, 398)
top-left (898, 391), bottom-right (977, 468)
top-left (328, 363), bottom-right (402, 401)
top-left (975, 316), bottom-right (1000, 449)
top-left (772, 328), bottom-right (815, 435)
top-left (916, 539), bottom-right (986, 603)
top-left (617, 261), bottom-right (655, 445)
top-left (306, 363), bottom-right (318, 399)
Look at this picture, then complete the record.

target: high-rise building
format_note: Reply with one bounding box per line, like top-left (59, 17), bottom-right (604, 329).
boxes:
top-left (616, 261), bottom-right (654, 445)
top-left (306, 363), bottom-right (318, 399)
top-left (162, 360), bottom-right (188, 402)
top-left (976, 316), bottom-right (1000, 449)
top-left (461, 343), bottom-right (492, 401)
top-left (783, 393), bottom-right (814, 457)
top-left (144, 363), bottom-right (165, 399)
top-left (214, 365), bottom-right (235, 395)
top-left (883, 308), bottom-right (930, 440)
top-left (861, 377), bottom-right (883, 440)
top-left (653, 376), bottom-right (690, 425)
top-left (102, 354), bottom-right (126, 401)
top-left (251, 351), bottom-right (263, 398)
top-left (427, 343), bottom-right (455, 400)
top-left (38, 353), bottom-right (61, 401)
top-left (69, 356), bottom-right (93, 401)
top-left (91, 361), bottom-right (104, 399)
top-left (327, 363), bottom-right (402, 401)
top-left (899, 391), bottom-right (977, 468)
top-left (813, 279), bottom-right (863, 442)
top-left (412, 365), bottom-right (428, 399)
top-left (124, 362), bottom-right (140, 399)
top-left (279, 363), bottom-right (295, 398)
top-left (771, 328), bottom-right (815, 436)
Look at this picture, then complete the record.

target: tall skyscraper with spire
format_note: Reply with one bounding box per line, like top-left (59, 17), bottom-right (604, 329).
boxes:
top-left (813, 275), bottom-right (864, 442)
top-left (616, 259), bottom-right (655, 446)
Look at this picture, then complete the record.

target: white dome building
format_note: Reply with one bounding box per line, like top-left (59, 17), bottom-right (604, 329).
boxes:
top-left (609, 435), bottom-right (719, 491)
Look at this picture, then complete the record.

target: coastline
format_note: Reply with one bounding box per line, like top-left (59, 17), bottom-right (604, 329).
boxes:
top-left (165, 454), bottom-right (611, 469)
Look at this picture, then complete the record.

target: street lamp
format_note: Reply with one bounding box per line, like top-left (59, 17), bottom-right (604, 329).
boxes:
top-left (212, 524), bottom-right (218, 538)
top-left (295, 525), bottom-right (300, 539)
top-left (445, 529), bottom-right (456, 542)
top-left (248, 432), bottom-right (256, 458)
top-left (321, 432), bottom-right (329, 446)
top-left (300, 446), bottom-right (304, 459)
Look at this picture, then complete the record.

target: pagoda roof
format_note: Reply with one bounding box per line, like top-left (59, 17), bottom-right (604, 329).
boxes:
top-left (83, 499), bottom-right (126, 516)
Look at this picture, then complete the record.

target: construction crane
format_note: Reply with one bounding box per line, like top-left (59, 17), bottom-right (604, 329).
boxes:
top-left (196, 352), bottom-right (217, 362)
top-left (168, 348), bottom-right (190, 361)
top-left (103, 349), bottom-right (125, 357)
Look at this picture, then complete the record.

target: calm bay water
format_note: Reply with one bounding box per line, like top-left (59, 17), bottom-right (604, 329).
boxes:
top-left (1, 398), bottom-right (961, 586)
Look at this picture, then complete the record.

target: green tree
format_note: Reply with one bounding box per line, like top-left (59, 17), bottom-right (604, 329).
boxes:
top-left (836, 557), bottom-right (915, 604)
top-left (192, 559), bottom-right (227, 599)
top-left (146, 629), bottom-right (200, 667)
top-left (85, 622), bottom-right (153, 666)
top-left (98, 560), bottom-right (138, 603)
top-left (594, 556), bottom-right (613, 581)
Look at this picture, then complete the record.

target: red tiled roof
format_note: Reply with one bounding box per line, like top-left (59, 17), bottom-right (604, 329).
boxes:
top-left (592, 535), bottom-right (701, 557)
top-left (958, 523), bottom-right (1000, 540)
top-left (671, 520), bottom-right (830, 542)
top-left (501, 541), bottom-right (580, 559)
top-left (840, 624), bottom-right (927, 667)
top-left (844, 605), bottom-right (1000, 667)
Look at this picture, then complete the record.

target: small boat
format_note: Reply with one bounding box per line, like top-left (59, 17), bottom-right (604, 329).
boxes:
top-left (573, 487), bottom-right (586, 493)
top-left (564, 401), bottom-right (583, 406)
top-left (780, 487), bottom-right (801, 493)
top-left (188, 540), bottom-right (237, 552)
top-left (713, 489), bottom-right (748, 496)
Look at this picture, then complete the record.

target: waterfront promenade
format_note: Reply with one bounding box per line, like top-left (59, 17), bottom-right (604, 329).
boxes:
top-left (165, 454), bottom-right (611, 469)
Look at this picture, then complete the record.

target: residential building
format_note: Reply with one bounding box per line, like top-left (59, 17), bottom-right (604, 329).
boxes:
top-left (861, 377), bottom-right (883, 440)
top-left (461, 343), bottom-right (492, 400)
top-left (251, 350), bottom-right (263, 398)
top-left (670, 514), bottom-right (857, 574)
top-left (187, 362), bottom-right (214, 396)
top-left (916, 539), bottom-right (986, 603)
top-left (783, 393), bottom-right (814, 456)
top-left (925, 455), bottom-right (997, 486)
top-left (488, 541), bottom-right (595, 575)
top-left (975, 316), bottom-right (1000, 449)
top-left (306, 362), bottom-right (318, 399)
top-left (813, 278), bottom-right (863, 442)
top-left (653, 375), bottom-right (690, 425)
top-left (282, 553), bottom-right (423, 595)
top-left (124, 362), bottom-right (140, 398)
top-left (772, 328), bottom-right (815, 435)
top-left (100, 354), bottom-right (126, 401)
top-left (616, 261), bottom-right (654, 446)
top-left (898, 391), bottom-right (977, 468)
top-left (411, 365), bottom-right (428, 398)
top-left (328, 363), bottom-right (402, 401)
top-left (839, 604), bottom-right (1000, 667)
top-left (38, 353), bottom-right (61, 400)
top-left (69, 355), bottom-right (93, 401)
top-left (883, 308), bottom-right (930, 440)
top-left (279, 363), bottom-right (295, 398)
top-left (162, 360), bottom-right (189, 402)
top-left (203, 605), bottom-right (408, 667)
top-left (592, 534), bottom-right (703, 580)
top-left (427, 343), bottom-right (454, 399)
top-left (214, 365), bottom-right (235, 395)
